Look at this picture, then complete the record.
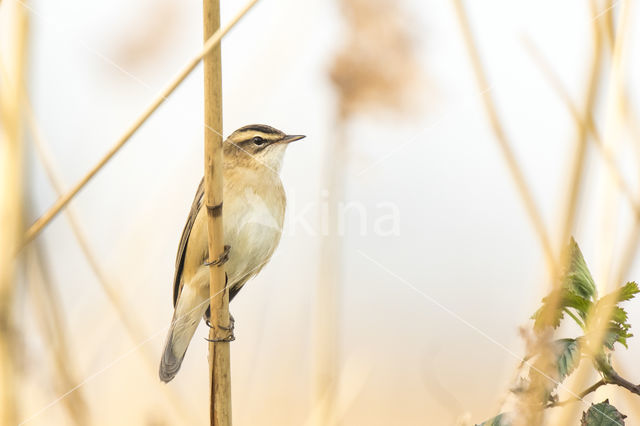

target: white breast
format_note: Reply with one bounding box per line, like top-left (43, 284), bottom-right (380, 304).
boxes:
top-left (222, 185), bottom-right (284, 285)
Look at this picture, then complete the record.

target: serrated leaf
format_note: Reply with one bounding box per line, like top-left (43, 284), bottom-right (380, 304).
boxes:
top-left (533, 290), bottom-right (592, 330)
top-left (581, 400), bottom-right (626, 426)
top-left (477, 413), bottom-right (511, 426)
top-left (533, 239), bottom-right (596, 331)
top-left (554, 338), bottom-right (581, 381)
top-left (602, 323), bottom-right (633, 350)
top-left (615, 282), bottom-right (639, 302)
top-left (610, 307), bottom-right (627, 325)
top-left (592, 283), bottom-right (637, 350)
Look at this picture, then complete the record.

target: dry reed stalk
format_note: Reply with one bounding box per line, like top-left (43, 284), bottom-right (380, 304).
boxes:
top-left (525, 3), bottom-right (605, 423)
top-left (0, 2), bottom-right (28, 423)
top-left (614, 105), bottom-right (640, 284)
top-left (23, 0), bottom-right (260, 245)
top-left (600, 0), bottom-right (640, 288)
top-left (451, 0), bottom-right (557, 276)
top-left (322, 1), bottom-right (421, 423)
top-left (556, 12), bottom-right (602, 255)
top-left (26, 244), bottom-right (89, 426)
top-left (593, 0), bottom-right (632, 294)
top-left (553, 2), bottom-right (633, 424)
top-left (314, 123), bottom-right (346, 426)
top-left (202, 1), bottom-right (230, 425)
top-left (24, 103), bottom-right (199, 426)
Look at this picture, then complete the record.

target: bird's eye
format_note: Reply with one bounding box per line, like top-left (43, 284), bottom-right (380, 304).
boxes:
top-left (252, 136), bottom-right (266, 146)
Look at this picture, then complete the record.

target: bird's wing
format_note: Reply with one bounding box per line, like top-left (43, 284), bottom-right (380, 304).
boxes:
top-left (172, 177), bottom-right (205, 307)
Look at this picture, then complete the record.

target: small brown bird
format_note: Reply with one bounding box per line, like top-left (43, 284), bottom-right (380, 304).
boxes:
top-left (159, 124), bottom-right (305, 383)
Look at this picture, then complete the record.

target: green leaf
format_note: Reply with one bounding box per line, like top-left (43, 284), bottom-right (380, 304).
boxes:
top-left (564, 292), bottom-right (593, 318)
top-left (592, 283), bottom-right (637, 350)
top-left (532, 289), bottom-right (593, 330)
top-left (615, 282), bottom-right (639, 302)
top-left (602, 323), bottom-right (633, 349)
top-left (477, 413), bottom-right (511, 426)
top-left (581, 400), bottom-right (626, 426)
top-left (554, 338), bottom-right (581, 381)
top-left (564, 238), bottom-right (597, 300)
top-left (610, 307), bottom-right (627, 325)
top-left (532, 239), bottom-right (596, 330)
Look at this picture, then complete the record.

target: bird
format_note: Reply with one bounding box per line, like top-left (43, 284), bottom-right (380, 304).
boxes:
top-left (159, 124), bottom-right (305, 383)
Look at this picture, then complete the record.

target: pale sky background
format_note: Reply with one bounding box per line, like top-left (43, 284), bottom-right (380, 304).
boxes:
top-left (13, 0), bottom-right (640, 425)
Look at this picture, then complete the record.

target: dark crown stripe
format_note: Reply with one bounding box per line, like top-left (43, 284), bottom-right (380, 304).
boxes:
top-left (236, 124), bottom-right (281, 135)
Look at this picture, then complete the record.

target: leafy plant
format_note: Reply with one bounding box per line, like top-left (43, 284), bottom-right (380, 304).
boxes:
top-left (476, 239), bottom-right (640, 425)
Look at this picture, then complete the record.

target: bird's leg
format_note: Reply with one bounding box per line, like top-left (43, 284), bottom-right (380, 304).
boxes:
top-left (204, 245), bottom-right (231, 267)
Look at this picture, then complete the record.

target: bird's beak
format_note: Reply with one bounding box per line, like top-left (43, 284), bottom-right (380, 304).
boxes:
top-left (280, 134), bottom-right (306, 144)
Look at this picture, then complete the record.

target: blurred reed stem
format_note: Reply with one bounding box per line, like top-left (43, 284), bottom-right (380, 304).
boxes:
top-left (22, 0), bottom-right (260, 245)
top-left (615, 109), bottom-right (640, 284)
top-left (451, 0), bottom-right (557, 276)
top-left (202, 1), bottom-right (231, 425)
top-left (522, 37), bottom-right (640, 217)
top-left (0, 1), bottom-right (28, 423)
top-left (322, 1), bottom-right (421, 422)
top-left (529, 2), bottom-right (605, 422)
top-left (313, 120), bottom-right (346, 426)
top-left (26, 243), bottom-right (90, 426)
top-left (553, 1), bottom-right (631, 423)
top-left (24, 102), bottom-right (199, 426)
top-left (593, 0), bottom-right (629, 289)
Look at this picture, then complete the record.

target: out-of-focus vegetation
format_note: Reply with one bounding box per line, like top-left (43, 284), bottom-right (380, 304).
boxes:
top-left (2, 0), bottom-right (640, 425)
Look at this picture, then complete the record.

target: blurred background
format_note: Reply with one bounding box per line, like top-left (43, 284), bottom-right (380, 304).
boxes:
top-left (2, 0), bottom-right (640, 424)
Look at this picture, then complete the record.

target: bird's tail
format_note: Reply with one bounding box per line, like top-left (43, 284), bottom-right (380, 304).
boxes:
top-left (159, 286), bottom-right (208, 383)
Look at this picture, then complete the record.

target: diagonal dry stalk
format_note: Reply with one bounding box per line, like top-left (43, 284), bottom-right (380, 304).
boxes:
top-left (26, 243), bottom-right (90, 426)
top-left (22, 0), bottom-right (261, 245)
top-left (24, 102), bottom-right (200, 425)
top-left (451, 0), bottom-right (557, 276)
top-left (202, 1), bottom-right (231, 425)
top-left (522, 37), bottom-right (640, 218)
top-left (0, 2), bottom-right (28, 424)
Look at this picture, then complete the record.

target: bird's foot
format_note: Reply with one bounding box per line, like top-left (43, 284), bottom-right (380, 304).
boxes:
top-left (205, 333), bottom-right (235, 343)
top-left (204, 245), bottom-right (231, 267)
top-left (205, 314), bottom-right (235, 342)
top-left (205, 314), bottom-right (234, 329)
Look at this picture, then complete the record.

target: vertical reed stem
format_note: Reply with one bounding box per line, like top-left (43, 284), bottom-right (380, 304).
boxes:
top-left (0, 2), bottom-right (28, 423)
top-left (203, 1), bottom-right (231, 425)
top-left (314, 121), bottom-right (346, 426)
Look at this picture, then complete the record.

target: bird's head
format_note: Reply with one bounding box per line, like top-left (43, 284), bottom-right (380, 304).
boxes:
top-left (223, 124), bottom-right (305, 172)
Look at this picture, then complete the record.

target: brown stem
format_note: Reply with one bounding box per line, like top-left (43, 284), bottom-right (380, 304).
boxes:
top-left (546, 380), bottom-right (605, 408)
top-left (606, 370), bottom-right (640, 396)
top-left (548, 370), bottom-right (640, 409)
